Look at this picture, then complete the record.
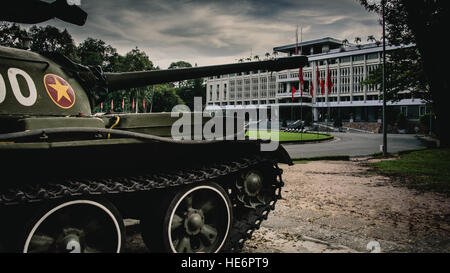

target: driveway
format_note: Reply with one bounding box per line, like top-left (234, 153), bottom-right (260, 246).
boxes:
top-left (283, 133), bottom-right (425, 158)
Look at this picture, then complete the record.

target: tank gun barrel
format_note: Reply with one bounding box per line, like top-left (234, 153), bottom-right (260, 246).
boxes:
top-left (104, 55), bottom-right (307, 91)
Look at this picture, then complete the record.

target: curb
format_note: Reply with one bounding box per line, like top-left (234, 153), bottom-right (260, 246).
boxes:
top-left (280, 134), bottom-right (334, 145)
top-left (291, 155), bottom-right (350, 162)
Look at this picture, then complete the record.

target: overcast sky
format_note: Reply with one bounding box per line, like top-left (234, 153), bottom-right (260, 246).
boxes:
top-left (39, 0), bottom-right (381, 69)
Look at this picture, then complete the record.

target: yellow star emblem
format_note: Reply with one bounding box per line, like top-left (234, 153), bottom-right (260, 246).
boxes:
top-left (49, 78), bottom-right (72, 102)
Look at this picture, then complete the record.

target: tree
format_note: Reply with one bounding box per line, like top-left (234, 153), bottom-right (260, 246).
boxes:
top-left (354, 37), bottom-right (361, 44)
top-left (367, 35), bottom-right (376, 43)
top-left (176, 78), bottom-right (206, 110)
top-left (168, 61), bottom-right (192, 70)
top-left (77, 37), bottom-right (119, 70)
top-left (362, 47), bottom-right (430, 102)
top-left (120, 47), bottom-right (153, 72)
top-left (29, 25), bottom-right (78, 61)
top-left (342, 38), bottom-right (349, 46)
top-left (151, 85), bottom-right (184, 112)
top-left (0, 23), bottom-right (28, 48)
top-left (265, 52), bottom-right (271, 59)
top-left (359, 0), bottom-right (450, 146)
top-left (169, 60), bottom-right (192, 88)
top-left (253, 55), bottom-right (260, 61)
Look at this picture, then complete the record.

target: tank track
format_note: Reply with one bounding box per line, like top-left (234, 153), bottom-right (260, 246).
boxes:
top-left (0, 156), bottom-right (284, 252)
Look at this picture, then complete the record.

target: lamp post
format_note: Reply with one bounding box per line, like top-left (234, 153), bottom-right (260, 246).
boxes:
top-left (382, 0), bottom-right (388, 156)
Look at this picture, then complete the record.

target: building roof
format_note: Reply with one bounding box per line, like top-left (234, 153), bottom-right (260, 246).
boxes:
top-left (273, 37), bottom-right (343, 53)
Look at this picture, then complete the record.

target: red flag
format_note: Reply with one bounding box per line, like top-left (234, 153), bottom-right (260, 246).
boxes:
top-left (100, 102), bottom-right (103, 111)
top-left (321, 79), bottom-right (325, 95)
top-left (310, 82), bottom-right (314, 97)
top-left (122, 98), bottom-right (125, 109)
top-left (143, 97), bottom-right (146, 111)
top-left (132, 98), bottom-right (135, 109)
top-left (111, 99), bottom-right (114, 110)
top-left (292, 85), bottom-right (296, 101)
top-left (327, 68), bottom-right (333, 94)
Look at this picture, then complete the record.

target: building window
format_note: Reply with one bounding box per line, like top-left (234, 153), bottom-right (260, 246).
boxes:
top-left (420, 106), bottom-right (425, 116)
top-left (340, 56), bottom-right (351, 63)
top-left (401, 106), bottom-right (407, 116)
top-left (352, 55), bottom-right (365, 62)
top-left (244, 78), bottom-right (251, 99)
top-left (269, 76), bottom-right (276, 98)
top-left (340, 67), bottom-right (350, 94)
top-left (252, 78), bottom-right (259, 98)
top-left (353, 66), bottom-right (364, 93)
top-left (260, 77), bottom-right (267, 98)
top-left (209, 85), bottom-right (213, 101)
top-left (367, 52), bottom-right (378, 60)
top-left (216, 84), bottom-right (220, 101)
top-left (223, 83), bottom-right (227, 100)
top-left (237, 79), bottom-right (243, 99)
top-left (230, 80), bottom-right (236, 99)
top-left (366, 64), bottom-right (380, 92)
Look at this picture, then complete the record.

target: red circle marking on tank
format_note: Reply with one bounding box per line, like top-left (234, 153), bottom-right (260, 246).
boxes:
top-left (44, 74), bottom-right (76, 109)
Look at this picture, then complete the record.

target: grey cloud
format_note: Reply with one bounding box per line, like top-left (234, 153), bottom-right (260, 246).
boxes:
top-left (28, 0), bottom-right (380, 68)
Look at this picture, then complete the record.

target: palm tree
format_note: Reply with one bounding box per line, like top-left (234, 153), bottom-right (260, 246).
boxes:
top-left (245, 57), bottom-right (252, 62)
top-left (265, 52), bottom-right (271, 59)
top-left (354, 37), bottom-right (362, 49)
top-left (238, 58), bottom-right (244, 63)
top-left (342, 38), bottom-right (349, 46)
top-left (272, 51), bottom-right (278, 58)
top-left (367, 35), bottom-right (376, 43)
top-left (253, 55), bottom-right (260, 61)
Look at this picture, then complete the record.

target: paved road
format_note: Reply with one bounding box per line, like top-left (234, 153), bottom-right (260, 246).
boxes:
top-left (283, 133), bottom-right (425, 158)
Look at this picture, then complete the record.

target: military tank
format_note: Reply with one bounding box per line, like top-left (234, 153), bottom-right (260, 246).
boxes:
top-left (0, 0), bottom-right (307, 253)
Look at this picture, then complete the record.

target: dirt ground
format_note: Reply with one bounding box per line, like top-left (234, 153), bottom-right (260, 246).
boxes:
top-left (125, 158), bottom-right (450, 253)
top-left (242, 158), bottom-right (450, 253)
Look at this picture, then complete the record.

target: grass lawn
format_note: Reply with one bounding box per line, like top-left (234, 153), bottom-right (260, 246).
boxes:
top-left (246, 130), bottom-right (332, 142)
top-left (371, 148), bottom-right (450, 195)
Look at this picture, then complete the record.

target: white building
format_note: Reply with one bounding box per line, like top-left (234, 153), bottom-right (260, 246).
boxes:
top-left (205, 37), bottom-right (426, 124)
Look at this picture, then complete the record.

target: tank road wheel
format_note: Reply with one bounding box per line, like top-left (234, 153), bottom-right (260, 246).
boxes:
top-left (142, 182), bottom-right (233, 253)
top-left (235, 169), bottom-right (273, 208)
top-left (22, 199), bottom-right (125, 253)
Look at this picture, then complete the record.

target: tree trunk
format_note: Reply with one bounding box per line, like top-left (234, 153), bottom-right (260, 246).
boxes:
top-left (402, 1), bottom-right (450, 147)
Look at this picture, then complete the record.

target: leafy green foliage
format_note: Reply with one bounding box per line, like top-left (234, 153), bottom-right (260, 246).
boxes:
top-left (151, 85), bottom-right (184, 112)
top-left (0, 23), bottom-right (28, 48)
